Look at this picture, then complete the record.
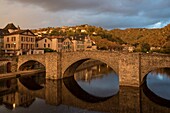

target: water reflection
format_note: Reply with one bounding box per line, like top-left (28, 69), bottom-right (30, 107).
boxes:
top-left (74, 64), bottom-right (119, 97)
top-left (0, 64), bottom-right (170, 112)
top-left (146, 68), bottom-right (170, 100)
top-left (19, 72), bottom-right (45, 90)
top-left (63, 76), bottom-right (113, 103)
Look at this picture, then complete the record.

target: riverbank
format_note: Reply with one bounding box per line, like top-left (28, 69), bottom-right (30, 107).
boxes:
top-left (0, 69), bottom-right (45, 79)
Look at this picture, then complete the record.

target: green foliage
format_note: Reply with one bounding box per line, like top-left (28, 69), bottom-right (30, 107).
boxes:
top-left (44, 48), bottom-right (56, 53)
top-left (50, 29), bottom-right (60, 36)
top-left (140, 43), bottom-right (150, 52)
top-left (35, 24), bottom-right (170, 54)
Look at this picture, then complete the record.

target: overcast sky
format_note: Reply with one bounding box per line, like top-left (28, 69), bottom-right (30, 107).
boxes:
top-left (1, 0), bottom-right (170, 29)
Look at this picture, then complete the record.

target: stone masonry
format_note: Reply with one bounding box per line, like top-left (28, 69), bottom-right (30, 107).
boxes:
top-left (17, 51), bottom-right (170, 87)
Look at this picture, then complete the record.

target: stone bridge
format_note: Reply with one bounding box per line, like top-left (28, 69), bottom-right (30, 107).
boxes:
top-left (17, 51), bottom-right (170, 87)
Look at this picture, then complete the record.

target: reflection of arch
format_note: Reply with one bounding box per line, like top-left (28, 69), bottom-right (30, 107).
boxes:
top-left (63, 58), bottom-right (118, 78)
top-left (142, 77), bottom-right (170, 108)
top-left (63, 76), bottom-right (113, 103)
top-left (19, 76), bottom-right (44, 90)
top-left (19, 60), bottom-right (45, 71)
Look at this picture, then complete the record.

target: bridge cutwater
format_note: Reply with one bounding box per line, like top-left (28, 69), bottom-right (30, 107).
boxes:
top-left (16, 51), bottom-right (170, 87)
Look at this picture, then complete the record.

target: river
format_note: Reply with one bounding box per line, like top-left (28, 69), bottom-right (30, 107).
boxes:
top-left (0, 62), bottom-right (169, 113)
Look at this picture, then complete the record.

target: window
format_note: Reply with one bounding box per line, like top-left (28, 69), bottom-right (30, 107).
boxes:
top-left (7, 37), bottom-right (9, 42)
top-left (31, 44), bottom-right (34, 49)
top-left (44, 44), bottom-right (46, 48)
top-left (48, 44), bottom-right (50, 47)
top-left (26, 44), bottom-right (28, 49)
top-left (6, 44), bottom-right (10, 48)
top-left (31, 38), bottom-right (34, 42)
top-left (21, 37), bottom-right (24, 41)
top-left (21, 44), bottom-right (24, 49)
top-left (45, 39), bottom-right (47, 43)
top-left (13, 37), bottom-right (16, 41)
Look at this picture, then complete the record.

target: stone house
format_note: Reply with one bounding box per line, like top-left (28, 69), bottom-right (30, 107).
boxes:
top-left (3, 29), bottom-right (36, 56)
top-left (36, 37), bottom-right (52, 49)
top-left (51, 36), bottom-right (72, 52)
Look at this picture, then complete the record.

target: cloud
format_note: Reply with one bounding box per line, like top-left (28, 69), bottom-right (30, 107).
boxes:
top-left (1, 0), bottom-right (170, 29)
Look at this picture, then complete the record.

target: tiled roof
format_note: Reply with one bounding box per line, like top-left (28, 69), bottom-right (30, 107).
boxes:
top-left (3, 23), bottom-right (18, 30)
top-left (36, 37), bottom-right (52, 41)
top-left (4, 29), bottom-right (35, 36)
top-left (0, 29), bottom-right (9, 36)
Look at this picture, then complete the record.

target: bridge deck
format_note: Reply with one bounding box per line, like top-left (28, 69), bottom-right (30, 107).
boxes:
top-left (0, 69), bottom-right (45, 79)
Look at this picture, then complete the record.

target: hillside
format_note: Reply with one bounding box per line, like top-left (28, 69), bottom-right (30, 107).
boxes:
top-left (110, 24), bottom-right (170, 47)
top-left (32, 24), bottom-right (170, 52)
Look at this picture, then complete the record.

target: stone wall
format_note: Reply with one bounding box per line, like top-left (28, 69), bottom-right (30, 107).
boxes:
top-left (119, 53), bottom-right (141, 87)
top-left (0, 61), bottom-right (17, 73)
top-left (140, 53), bottom-right (170, 82)
top-left (45, 53), bottom-right (60, 79)
top-left (17, 54), bottom-right (46, 70)
top-left (0, 61), bottom-right (8, 73)
top-left (16, 51), bottom-right (170, 87)
top-left (61, 51), bottom-right (119, 78)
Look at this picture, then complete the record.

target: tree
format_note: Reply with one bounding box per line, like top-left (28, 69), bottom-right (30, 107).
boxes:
top-left (50, 29), bottom-right (60, 36)
top-left (44, 48), bottom-right (56, 53)
top-left (141, 43), bottom-right (150, 52)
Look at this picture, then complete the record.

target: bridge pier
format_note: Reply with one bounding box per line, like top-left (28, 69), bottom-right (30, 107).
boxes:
top-left (119, 53), bottom-right (141, 87)
top-left (45, 53), bottom-right (61, 80)
top-left (45, 79), bottom-right (62, 105)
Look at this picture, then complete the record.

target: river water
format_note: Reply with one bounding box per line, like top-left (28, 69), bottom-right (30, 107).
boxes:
top-left (0, 63), bottom-right (170, 113)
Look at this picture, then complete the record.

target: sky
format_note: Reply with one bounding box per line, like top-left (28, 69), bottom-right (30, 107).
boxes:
top-left (1, 0), bottom-right (170, 29)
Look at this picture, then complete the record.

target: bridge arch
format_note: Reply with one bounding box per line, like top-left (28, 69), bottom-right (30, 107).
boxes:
top-left (141, 67), bottom-right (170, 84)
top-left (140, 54), bottom-right (170, 85)
top-left (61, 51), bottom-right (119, 78)
top-left (62, 52), bottom-right (119, 78)
top-left (17, 54), bottom-right (46, 71)
top-left (18, 60), bottom-right (45, 71)
top-left (63, 58), bottom-right (118, 78)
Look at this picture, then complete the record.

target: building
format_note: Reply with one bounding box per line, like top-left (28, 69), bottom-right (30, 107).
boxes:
top-left (3, 23), bottom-right (19, 33)
top-left (71, 35), bottom-right (97, 51)
top-left (36, 37), bottom-right (52, 49)
top-left (0, 24), bottom-right (17, 56)
top-left (50, 35), bottom-right (96, 52)
top-left (3, 29), bottom-right (36, 56)
top-left (71, 36), bottom-right (85, 51)
top-left (0, 30), bottom-right (4, 56)
top-left (51, 36), bottom-right (72, 52)
top-left (84, 36), bottom-right (97, 51)
top-left (1, 23), bottom-right (97, 56)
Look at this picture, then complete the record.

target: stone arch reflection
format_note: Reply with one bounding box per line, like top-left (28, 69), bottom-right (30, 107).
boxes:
top-left (19, 60), bottom-right (45, 71)
top-left (142, 80), bottom-right (170, 108)
top-left (63, 76), bottom-right (114, 103)
top-left (19, 72), bottom-right (45, 90)
top-left (142, 68), bottom-right (170, 108)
